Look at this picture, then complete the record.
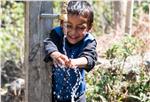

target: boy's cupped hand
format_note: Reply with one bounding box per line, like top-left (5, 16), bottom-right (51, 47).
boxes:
top-left (50, 51), bottom-right (77, 68)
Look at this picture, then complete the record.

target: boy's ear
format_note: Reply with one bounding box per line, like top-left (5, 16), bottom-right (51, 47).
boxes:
top-left (87, 25), bottom-right (93, 32)
top-left (87, 22), bottom-right (93, 30)
top-left (87, 28), bottom-right (92, 33)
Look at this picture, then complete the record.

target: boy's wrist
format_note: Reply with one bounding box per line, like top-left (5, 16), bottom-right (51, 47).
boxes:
top-left (50, 51), bottom-right (61, 60)
top-left (70, 57), bottom-right (88, 68)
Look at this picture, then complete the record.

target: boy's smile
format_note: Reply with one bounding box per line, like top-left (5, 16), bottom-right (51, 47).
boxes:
top-left (63, 15), bottom-right (89, 44)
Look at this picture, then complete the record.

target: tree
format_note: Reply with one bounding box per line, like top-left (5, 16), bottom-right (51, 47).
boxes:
top-left (125, 0), bottom-right (134, 35)
top-left (112, 1), bottom-right (127, 34)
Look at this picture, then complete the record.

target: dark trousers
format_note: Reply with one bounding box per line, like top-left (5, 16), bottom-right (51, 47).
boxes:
top-left (52, 94), bottom-right (86, 102)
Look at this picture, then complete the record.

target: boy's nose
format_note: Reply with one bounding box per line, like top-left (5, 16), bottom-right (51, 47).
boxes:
top-left (69, 29), bottom-right (77, 36)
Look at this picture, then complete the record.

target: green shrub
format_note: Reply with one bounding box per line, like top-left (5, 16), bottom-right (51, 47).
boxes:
top-left (86, 35), bottom-right (149, 102)
top-left (0, 1), bottom-right (24, 64)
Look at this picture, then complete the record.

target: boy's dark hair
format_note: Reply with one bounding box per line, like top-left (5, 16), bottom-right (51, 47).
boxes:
top-left (67, 1), bottom-right (94, 29)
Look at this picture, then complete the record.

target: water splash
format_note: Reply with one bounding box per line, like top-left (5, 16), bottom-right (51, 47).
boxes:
top-left (54, 35), bottom-right (82, 101)
top-left (71, 68), bottom-right (82, 102)
top-left (64, 35), bottom-right (83, 101)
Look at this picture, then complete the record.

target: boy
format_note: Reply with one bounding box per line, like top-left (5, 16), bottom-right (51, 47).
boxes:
top-left (44, 1), bottom-right (97, 102)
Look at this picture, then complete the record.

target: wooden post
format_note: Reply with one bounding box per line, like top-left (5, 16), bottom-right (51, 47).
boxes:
top-left (25, 1), bottom-right (53, 102)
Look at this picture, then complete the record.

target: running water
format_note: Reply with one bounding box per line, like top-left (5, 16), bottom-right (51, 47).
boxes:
top-left (71, 69), bottom-right (82, 102)
top-left (62, 35), bottom-right (82, 102)
top-left (63, 35), bottom-right (67, 55)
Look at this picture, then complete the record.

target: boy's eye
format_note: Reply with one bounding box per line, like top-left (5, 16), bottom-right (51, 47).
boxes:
top-left (77, 26), bottom-right (86, 31)
top-left (64, 23), bottom-right (87, 32)
top-left (77, 26), bottom-right (86, 30)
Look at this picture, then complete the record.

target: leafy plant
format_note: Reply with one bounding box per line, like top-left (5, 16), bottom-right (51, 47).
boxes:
top-left (0, 1), bottom-right (24, 64)
top-left (86, 35), bottom-right (149, 102)
top-left (105, 35), bottom-right (143, 60)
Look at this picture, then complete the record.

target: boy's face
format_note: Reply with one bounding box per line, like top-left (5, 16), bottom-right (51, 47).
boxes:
top-left (63, 15), bottom-right (90, 44)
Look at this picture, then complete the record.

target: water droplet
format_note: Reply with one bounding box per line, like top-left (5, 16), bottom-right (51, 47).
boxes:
top-left (57, 95), bottom-right (60, 99)
top-left (53, 91), bottom-right (56, 95)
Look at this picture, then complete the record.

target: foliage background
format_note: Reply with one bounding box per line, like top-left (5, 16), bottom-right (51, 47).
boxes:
top-left (0, 1), bottom-right (24, 66)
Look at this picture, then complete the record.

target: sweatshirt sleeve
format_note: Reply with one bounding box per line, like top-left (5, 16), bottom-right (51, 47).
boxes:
top-left (43, 29), bottom-right (60, 63)
top-left (79, 40), bottom-right (98, 72)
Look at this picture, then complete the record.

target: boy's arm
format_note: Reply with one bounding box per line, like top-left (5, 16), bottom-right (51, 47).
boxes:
top-left (43, 29), bottom-right (69, 65)
top-left (78, 40), bottom-right (97, 71)
top-left (67, 40), bottom-right (97, 71)
top-left (66, 57), bottom-right (88, 68)
top-left (43, 29), bottom-right (60, 63)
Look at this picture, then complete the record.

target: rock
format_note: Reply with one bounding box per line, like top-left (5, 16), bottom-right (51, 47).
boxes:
top-left (1, 60), bottom-right (25, 102)
top-left (1, 60), bottom-right (24, 86)
top-left (7, 78), bottom-right (25, 96)
top-left (123, 55), bottom-right (142, 74)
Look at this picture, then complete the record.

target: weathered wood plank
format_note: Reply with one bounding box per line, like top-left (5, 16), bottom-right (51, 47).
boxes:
top-left (25, 1), bottom-right (53, 102)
